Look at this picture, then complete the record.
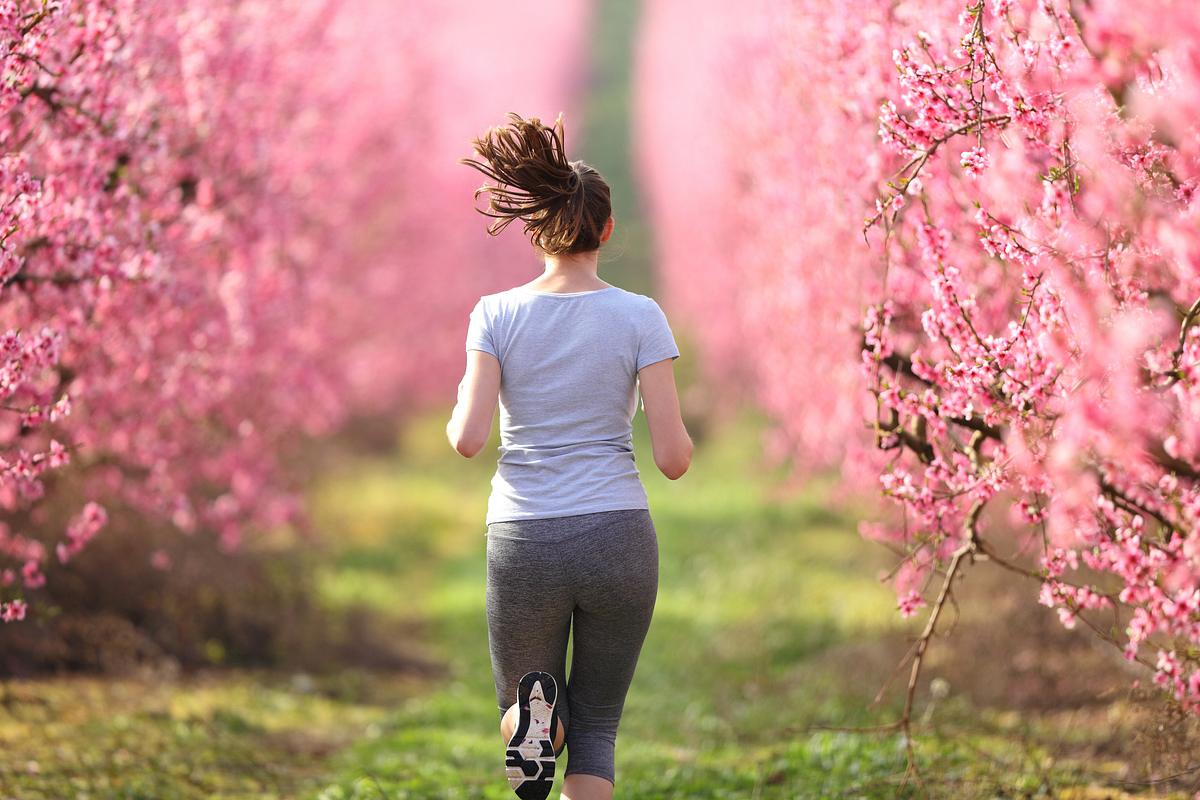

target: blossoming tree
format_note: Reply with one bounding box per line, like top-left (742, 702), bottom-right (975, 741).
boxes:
top-left (0, 0), bottom-right (589, 622)
top-left (635, 0), bottom-right (1200, 747)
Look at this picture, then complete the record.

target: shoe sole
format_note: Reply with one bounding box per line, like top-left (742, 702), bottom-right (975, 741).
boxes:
top-left (505, 670), bottom-right (560, 799)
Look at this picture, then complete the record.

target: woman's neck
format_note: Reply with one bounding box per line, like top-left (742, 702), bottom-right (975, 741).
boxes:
top-left (526, 252), bottom-right (609, 292)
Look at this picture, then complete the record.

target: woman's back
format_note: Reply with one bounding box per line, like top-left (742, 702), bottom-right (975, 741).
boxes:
top-left (466, 285), bottom-right (679, 525)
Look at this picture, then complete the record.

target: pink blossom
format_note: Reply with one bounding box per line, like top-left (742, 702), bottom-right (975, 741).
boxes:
top-left (959, 146), bottom-right (991, 177)
top-left (1, 599), bottom-right (26, 622)
top-left (897, 589), bottom-right (927, 618)
top-left (637, 0), bottom-right (1200, 714)
top-left (0, 0), bottom-right (591, 620)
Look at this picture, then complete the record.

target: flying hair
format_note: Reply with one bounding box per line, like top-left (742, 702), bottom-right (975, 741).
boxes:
top-left (460, 111), bottom-right (612, 255)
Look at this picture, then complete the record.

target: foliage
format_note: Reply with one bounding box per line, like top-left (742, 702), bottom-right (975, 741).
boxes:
top-left (0, 0), bottom-right (590, 623)
top-left (635, 0), bottom-right (1200, 717)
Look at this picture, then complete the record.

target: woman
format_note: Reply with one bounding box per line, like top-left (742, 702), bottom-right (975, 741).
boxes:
top-left (446, 112), bottom-right (693, 800)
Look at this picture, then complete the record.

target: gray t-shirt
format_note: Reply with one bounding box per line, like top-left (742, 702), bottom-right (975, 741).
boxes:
top-left (465, 285), bottom-right (681, 525)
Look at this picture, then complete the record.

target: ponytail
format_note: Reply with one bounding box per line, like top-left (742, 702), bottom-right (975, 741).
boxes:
top-left (461, 112), bottom-right (611, 255)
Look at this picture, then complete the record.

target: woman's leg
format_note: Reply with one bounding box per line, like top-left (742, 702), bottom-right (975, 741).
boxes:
top-left (560, 510), bottom-right (660, 790)
top-left (485, 531), bottom-right (574, 744)
top-left (561, 773), bottom-right (615, 800)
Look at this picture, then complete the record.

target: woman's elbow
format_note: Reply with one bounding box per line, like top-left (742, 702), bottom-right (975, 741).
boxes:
top-left (656, 438), bottom-right (694, 480)
top-left (446, 418), bottom-right (486, 459)
top-left (453, 432), bottom-right (487, 459)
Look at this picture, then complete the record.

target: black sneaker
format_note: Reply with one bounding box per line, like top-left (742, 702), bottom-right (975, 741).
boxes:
top-left (505, 671), bottom-right (560, 799)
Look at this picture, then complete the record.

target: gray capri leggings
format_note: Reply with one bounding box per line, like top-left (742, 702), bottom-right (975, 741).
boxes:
top-left (485, 508), bottom-right (659, 785)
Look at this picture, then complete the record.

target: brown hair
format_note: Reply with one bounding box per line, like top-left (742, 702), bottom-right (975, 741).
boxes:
top-left (460, 112), bottom-right (612, 255)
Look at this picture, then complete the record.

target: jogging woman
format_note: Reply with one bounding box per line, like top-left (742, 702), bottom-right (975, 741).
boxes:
top-left (446, 112), bottom-right (693, 800)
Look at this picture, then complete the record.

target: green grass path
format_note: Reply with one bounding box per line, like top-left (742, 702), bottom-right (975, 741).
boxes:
top-left (0, 410), bottom-right (1181, 798)
top-left (308, 411), bottom-right (1166, 800)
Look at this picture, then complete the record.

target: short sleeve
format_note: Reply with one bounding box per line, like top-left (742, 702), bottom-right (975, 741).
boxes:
top-left (636, 298), bottom-right (681, 371)
top-left (465, 297), bottom-right (498, 358)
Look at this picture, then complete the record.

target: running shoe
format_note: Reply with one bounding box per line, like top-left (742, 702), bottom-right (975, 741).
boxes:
top-left (505, 670), bottom-right (560, 799)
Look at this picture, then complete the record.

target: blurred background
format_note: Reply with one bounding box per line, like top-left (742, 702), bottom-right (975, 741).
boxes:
top-left (0, 1), bottom-right (1197, 798)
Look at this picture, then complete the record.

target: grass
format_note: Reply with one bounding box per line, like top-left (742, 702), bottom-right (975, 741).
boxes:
top-left (308, 409), bottom-right (1187, 799)
top-left (0, 408), bottom-right (1188, 798)
top-left (0, 668), bottom-right (403, 799)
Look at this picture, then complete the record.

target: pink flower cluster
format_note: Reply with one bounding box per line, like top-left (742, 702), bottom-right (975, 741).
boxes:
top-left (56, 501), bottom-right (107, 565)
top-left (637, 0), bottom-right (1200, 713)
top-left (0, 0), bottom-right (590, 621)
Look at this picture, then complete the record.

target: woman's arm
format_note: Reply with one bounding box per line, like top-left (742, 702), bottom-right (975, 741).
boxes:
top-left (637, 358), bottom-right (692, 479)
top-left (446, 350), bottom-right (501, 458)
